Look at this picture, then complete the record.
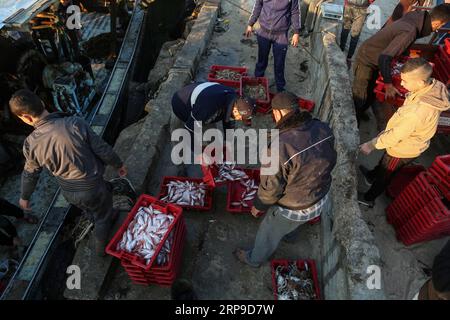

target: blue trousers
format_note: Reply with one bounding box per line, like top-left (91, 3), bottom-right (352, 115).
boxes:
top-left (255, 31), bottom-right (288, 92)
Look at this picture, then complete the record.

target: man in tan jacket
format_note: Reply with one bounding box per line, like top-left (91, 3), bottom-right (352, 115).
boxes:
top-left (359, 58), bottom-right (449, 207)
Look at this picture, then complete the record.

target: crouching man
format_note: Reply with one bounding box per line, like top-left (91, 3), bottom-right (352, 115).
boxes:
top-left (359, 58), bottom-right (450, 208)
top-left (234, 92), bottom-right (337, 267)
top-left (9, 90), bottom-right (127, 256)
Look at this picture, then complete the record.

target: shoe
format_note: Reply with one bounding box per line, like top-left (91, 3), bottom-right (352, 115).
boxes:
top-left (359, 165), bottom-right (375, 185)
top-left (233, 248), bottom-right (260, 268)
top-left (357, 192), bottom-right (375, 208)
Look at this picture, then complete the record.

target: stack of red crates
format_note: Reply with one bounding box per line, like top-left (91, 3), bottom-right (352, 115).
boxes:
top-left (106, 195), bottom-right (186, 286)
top-left (386, 155), bottom-right (450, 246)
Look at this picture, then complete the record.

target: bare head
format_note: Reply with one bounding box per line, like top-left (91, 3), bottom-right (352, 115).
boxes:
top-left (430, 4), bottom-right (450, 31)
top-left (9, 89), bottom-right (48, 126)
top-left (400, 58), bottom-right (433, 92)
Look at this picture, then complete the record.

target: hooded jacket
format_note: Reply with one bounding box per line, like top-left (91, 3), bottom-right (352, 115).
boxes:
top-left (253, 112), bottom-right (337, 212)
top-left (248, 0), bottom-right (301, 34)
top-left (373, 79), bottom-right (450, 158)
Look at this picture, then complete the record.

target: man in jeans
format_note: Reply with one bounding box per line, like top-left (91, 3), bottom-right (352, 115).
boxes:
top-left (9, 90), bottom-right (127, 256)
top-left (359, 58), bottom-right (449, 208)
top-left (245, 0), bottom-right (301, 92)
top-left (234, 92), bottom-right (337, 267)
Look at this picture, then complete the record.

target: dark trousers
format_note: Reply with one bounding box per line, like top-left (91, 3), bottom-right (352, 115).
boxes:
top-left (352, 60), bottom-right (379, 121)
top-left (0, 198), bottom-right (24, 219)
top-left (255, 33), bottom-right (288, 92)
top-left (364, 152), bottom-right (415, 201)
top-left (61, 180), bottom-right (114, 242)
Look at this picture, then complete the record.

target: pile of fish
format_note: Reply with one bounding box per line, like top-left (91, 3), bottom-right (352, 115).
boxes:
top-left (243, 84), bottom-right (267, 100)
top-left (392, 61), bottom-right (405, 76)
top-left (116, 205), bottom-right (175, 265)
top-left (160, 180), bottom-right (208, 207)
top-left (275, 262), bottom-right (317, 300)
top-left (215, 162), bottom-right (248, 183)
top-left (230, 179), bottom-right (258, 208)
top-left (215, 69), bottom-right (242, 81)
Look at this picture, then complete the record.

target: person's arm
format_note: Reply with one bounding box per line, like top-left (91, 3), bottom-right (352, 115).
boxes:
top-left (291, 0), bottom-right (301, 34)
top-left (253, 149), bottom-right (287, 212)
top-left (248, 0), bottom-right (263, 27)
top-left (372, 112), bottom-right (418, 150)
top-left (76, 118), bottom-right (123, 169)
top-left (20, 140), bottom-right (42, 202)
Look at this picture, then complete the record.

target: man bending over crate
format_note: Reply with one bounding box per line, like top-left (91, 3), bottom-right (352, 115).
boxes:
top-left (359, 58), bottom-right (449, 208)
top-left (352, 4), bottom-right (450, 124)
top-left (9, 90), bottom-right (127, 256)
top-left (233, 92), bottom-right (337, 267)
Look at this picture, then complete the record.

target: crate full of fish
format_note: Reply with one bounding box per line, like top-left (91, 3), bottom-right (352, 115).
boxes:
top-left (202, 161), bottom-right (251, 188)
top-left (271, 259), bottom-right (321, 300)
top-left (239, 77), bottom-right (270, 109)
top-left (158, 176), bottom-right (214, 211)
top-left (105, 195), bottom-right (183, 272)
top-left (119, 219), bottom-right (186, 286)
top-left (226, 169), bottom-right (260, 213)
top-left (207, 65), bottom-right (248, 88)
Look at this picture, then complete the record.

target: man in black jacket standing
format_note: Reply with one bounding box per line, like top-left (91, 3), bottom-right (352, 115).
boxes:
top-left (9, 90), bottom-right (127, 256)
top-left (234, 92), bottom-right (337, 267)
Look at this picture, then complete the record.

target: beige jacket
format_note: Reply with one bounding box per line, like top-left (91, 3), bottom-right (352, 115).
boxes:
top-left (373, 79), bottom-right (449, 158)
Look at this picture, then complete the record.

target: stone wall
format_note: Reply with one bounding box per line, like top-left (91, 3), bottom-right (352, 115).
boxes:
top-left (309, 16), bottom-right (386, 300)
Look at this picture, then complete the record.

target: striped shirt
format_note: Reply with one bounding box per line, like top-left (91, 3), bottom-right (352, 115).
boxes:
top-left (278, 193), bottom-right (329, 222)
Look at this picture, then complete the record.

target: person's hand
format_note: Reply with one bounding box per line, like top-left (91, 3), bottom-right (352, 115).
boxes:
top-left (385, 84), bottom-right (401, 100)
top-left (251, 206), bottom-right (263, 218)
top-left (360, 141), bottom-right (375, 155)
top-left (291, 33), bottom-right (300, 47)
top-left (19, 198), bottom-right (32, 212)
top-left (118, 165), bottom-right (128, 177)
top-left (245, 25), bottom-right (253, 38)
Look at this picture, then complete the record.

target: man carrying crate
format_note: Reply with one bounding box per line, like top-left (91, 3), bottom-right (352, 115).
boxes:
top-left (233, 92), bottom-right (337, 267)
top-left (359, 58), bottom-right (449, 208)
top-left (9, 90), bottom-right (127, 256)
top-left (352, 4), bottom-right (450, 124)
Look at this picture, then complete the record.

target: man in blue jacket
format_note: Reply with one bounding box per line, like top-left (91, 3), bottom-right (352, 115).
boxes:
top-left (245, 0), bottom-right (301, 92)
top-left (234, 92), bottom-right (337, 267)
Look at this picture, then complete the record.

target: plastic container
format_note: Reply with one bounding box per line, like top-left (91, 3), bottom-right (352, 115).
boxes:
top-left (437, 111), bottom-right (450, 135)
top-left (271, 259), bottom-right (321, 300)
top-left (207, 65), bottom-right (248, 88)
top-left (200, 145), bottom-right (241, 188)
top-left (105, 195), bottom-right (183, 272)
top-left (158, 176), bottom-right (214, 211)
top-left (239, 77), bottom-right (270, 111)
top-left (226, 169), bottom-right (261, 213)
top-left (298, 98), bottom-right (315, 112)
top-left (386, 165), bottom-right (425, 199)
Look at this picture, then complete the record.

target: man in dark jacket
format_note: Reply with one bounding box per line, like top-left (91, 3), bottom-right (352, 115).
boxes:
top-left (352, 4), bottom-right (450, 123)
top-left (234, 92), bottom-right (337, 267)
top-left (171, 82), bottom-right (256, 150)
top-left (9, 89), bottom-right (127, 256)
top-left (245, 0), bottom-right (301, 92)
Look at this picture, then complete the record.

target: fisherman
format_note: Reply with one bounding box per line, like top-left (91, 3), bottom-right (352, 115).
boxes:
top-left (233, 92), bottom-right (337, 267)
top-left (9, 89), bottom-right (127, 256)
top-left (245, 0), bottom-right (301, 92)
top-left (414, 240), bottom-right (450, 300)
top-left (339, 0), bottom-right (375, 69)
top-left (359, 58), bottom-right (450, 208)
top-left (352, 4), bottom-right (450, 123)
top-left (1, 198), bottom-right (38, 248)
top-left (171, 81), bottom-right (256, 152)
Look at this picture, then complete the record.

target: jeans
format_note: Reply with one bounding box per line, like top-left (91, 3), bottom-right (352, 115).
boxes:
top-left (247, 196), bottom-right (331, 266)
top-left (61, 179), bottom-right (114, 242)
top-left (255, 31), bottom-right (288, 92)
top-left (352, 59), bottom-right (379, 120)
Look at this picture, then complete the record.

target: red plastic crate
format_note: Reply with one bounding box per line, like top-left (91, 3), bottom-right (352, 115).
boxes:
top-left (200, 145), bottom-right (242, 188)
top-left (386, 165), bottom-right (425, 199)
top-left (433, 155), bottom-right (450, 176)
top-left (271, 259), bottom-right (321, 300)
top-left (207, 65), bottom-right (248, 88)
top-left (226, 169), bottom-right (261, 213)
top-left (158, 176), bottom-right (214, 211)
top-left (298, 98), bottom-right (315, 112)
top-left (106, 195), bottom-right (183, 272)
top-left (239, 77), bottom-right (270, 111)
